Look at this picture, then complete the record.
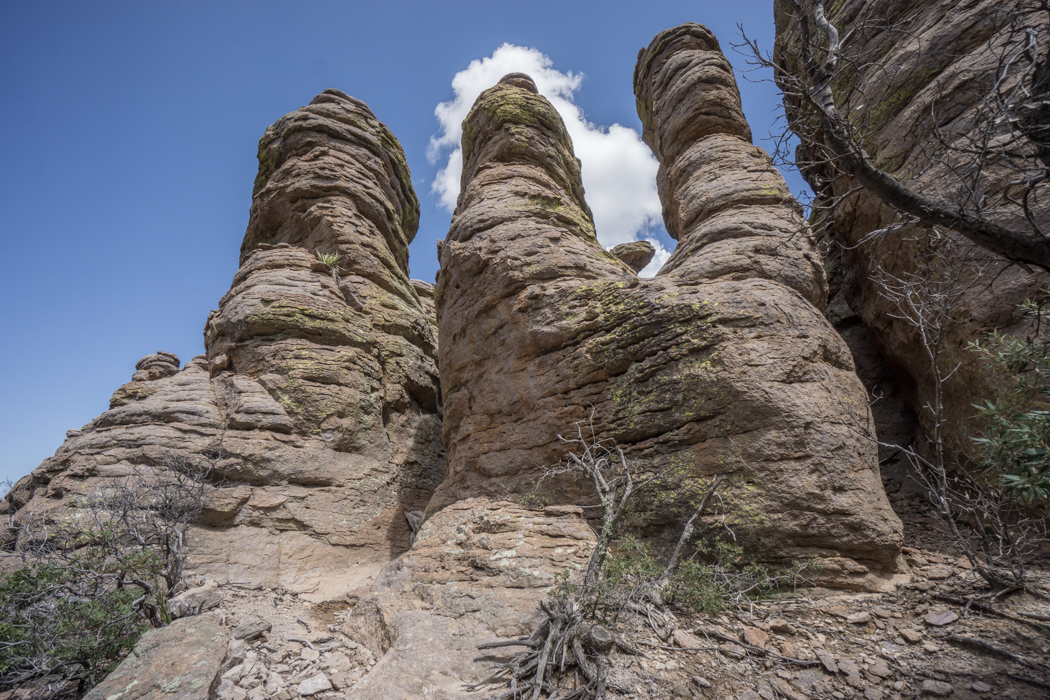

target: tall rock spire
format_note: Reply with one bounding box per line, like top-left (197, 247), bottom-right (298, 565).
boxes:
top-left (433, 42), bottom-right (901, 588)
top-left (2, 90), bottom-right (444, 600)
top-left (634, 23), bottom-right (827, 306)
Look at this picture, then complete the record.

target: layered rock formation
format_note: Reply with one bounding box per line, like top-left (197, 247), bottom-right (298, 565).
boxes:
top-left (432, 26), bottom-right (903, 590)
top-left (775, 0), bottom-right (1050, 467)
top-left (1, 89), bottom-right (444, 600)
top-left (610, 240), bottom-right (656, 272)
top-left (0, 25), bottom-right (930, 698)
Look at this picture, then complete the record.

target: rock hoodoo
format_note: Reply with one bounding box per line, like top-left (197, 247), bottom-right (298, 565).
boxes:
top-left (610, 240), bottom-right (656, 272)
top-left (2, 89), bottom-right (444, 600)
top-left (432, 23), bottom-right (903, 589)
top-left (1, 23), bottom-right (926, 699)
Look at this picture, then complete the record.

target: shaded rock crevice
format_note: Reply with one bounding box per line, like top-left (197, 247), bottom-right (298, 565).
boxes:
top-left (775, 0), bottom-right (1050, 469)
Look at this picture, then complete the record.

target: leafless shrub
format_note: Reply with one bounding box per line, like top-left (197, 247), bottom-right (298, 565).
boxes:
top-left (0, 453), bottom-right (216, 694)
top-left (841, 236), bottom-right (1050, 598)
top-left (470, 420), bottom-right (810, 699)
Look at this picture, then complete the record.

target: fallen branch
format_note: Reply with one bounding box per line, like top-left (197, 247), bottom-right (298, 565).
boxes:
top-left (1016, 611), bottom-right (1050, 622)
top-left (692, 627), bottom-right (821, 667)
top-left (286, 636), bottom-right (337, 652)
top-left (1007, 673), bottom-right (1050, 691)
top-left (638, 640), bottom-right (740, 656)
top-left (944, 635), bottom-right (1031, 667)
top-left (932, 594), bottom-right (1050, 631)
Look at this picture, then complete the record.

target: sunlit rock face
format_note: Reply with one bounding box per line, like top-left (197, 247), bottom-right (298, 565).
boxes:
top-left (2, 90), bottom-right (444, 600)
top-left (432, 31), bottom-right (902, 590)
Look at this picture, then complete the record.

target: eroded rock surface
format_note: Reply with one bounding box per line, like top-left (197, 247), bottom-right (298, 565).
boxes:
top-left (432, 30), bottom-right (903, 589)
top-left (775, 0), bottom-right (1050, 467)
top-left (2, 89), bottom-right (443, 600)
top-left (82, 613), bottom-right (227, 700)
top-left (344, 500), bottom-right (594, 698)
top-left (610, 240), bottom-right (656, 272)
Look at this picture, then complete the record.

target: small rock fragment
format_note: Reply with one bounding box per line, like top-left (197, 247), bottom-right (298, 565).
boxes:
top-left (838, 659), bottom-right (863, 687)
top-left (768, 618), bottom-right (796, 635)
top-left (742, 627), bottom-right (770, 648)
top-left (901, 628), bottom-right (923, 644)
top-left (297, 673), bottom-right (333, 696)
top-left (673, 629), bottom-right (702, 648)
top-left (695, 676), bottom-right (713, 689)
top-left (232, 615), bottom-right (272, 640)
top-left (168, 579), bottom-right (224, 619)
top-left (264, 672), bottom-right (283, 695)
top-left (847, 612), bottom-right (872, 624)
top-left (227, 638), bottom-right (246, 663)
top-left (815, 648), bottom-right (838, 674)
top-left (923, 610), bottom-right (958, 626)
top-left (922, 679), bottom-right (954, 696)
top-left (972, 681), bottom-right (991, 693)
top-left (222, 664), bottom-right (246, 683)
top-left (925, 566), bottom-right (952, 580)
top-left (868, 660), bottom-right (892, 678)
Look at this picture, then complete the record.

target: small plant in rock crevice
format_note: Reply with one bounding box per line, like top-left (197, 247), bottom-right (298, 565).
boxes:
top-left (316, 251), bottom-right (342, 282)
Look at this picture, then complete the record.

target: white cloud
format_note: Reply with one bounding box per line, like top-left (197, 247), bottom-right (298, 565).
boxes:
top-left (429, 43), bottom-right (669, 277)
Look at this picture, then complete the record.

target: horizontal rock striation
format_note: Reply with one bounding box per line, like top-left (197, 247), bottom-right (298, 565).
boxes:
top-left (432, 40), bottom-right (902, 590)
top-left (636, 24), bottom-right (827, 307)
top-left (2, 90), bottom-right (443, 600)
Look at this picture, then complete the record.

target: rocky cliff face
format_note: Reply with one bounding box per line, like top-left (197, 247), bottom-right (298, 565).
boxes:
top-left (774, 0), bottom-right (1050, 468)
top-left (2, 90), bottom-right (444, 601)
top-left (432, 25), bottom-right (902, 590)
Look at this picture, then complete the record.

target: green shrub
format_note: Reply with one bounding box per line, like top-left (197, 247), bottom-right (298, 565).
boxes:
top-left (972, 295), bottom-right (1050, 504)
top-left (593, 534), bottom-right (808, 619)
top-left (0, 557), bottom-right (149, 691)
top-left (1, 455), bottom-right (211, 693)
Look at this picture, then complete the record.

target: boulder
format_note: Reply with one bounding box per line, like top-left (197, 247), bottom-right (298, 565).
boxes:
top-left (610, 240), bottom-right (656, 272)
top-left (168, 579), bottom-right (224, 619)
top-left (431, 30), bottom-right (902, 588)
top-left (342, 500), bottom-right (594, 698)
top-left (83, 613), bottom-right (227, 700)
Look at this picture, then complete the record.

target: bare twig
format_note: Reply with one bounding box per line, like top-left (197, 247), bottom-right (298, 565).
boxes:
top-left (944, 635), bottom-right (1034, 666)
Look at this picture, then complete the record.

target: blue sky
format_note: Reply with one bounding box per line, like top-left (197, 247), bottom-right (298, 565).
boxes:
top-left (0, 1), bottom-right (803, 485)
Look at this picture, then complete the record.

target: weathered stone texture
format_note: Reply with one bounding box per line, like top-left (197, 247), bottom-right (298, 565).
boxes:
top-left (83, 613), bottom-right (227, 700)
top-left (610, 240), bottom-right (656, 272)
top-left (775, 0), bottom-right (1050, 466)
top-left (432, 35), bottom-right (902, 589)
top-left (343, 500), bottom-right (594, 698)
top-left (1, 90), bottom-right (444, 600)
